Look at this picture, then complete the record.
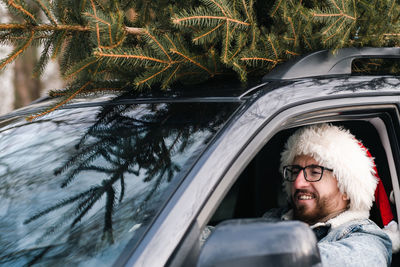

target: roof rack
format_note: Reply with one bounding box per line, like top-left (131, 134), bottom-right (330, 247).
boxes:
top-left (262, 47), bottom-right (400, 81)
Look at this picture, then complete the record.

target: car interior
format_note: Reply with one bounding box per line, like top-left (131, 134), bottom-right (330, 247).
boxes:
top-left (208, 120), bottom-right (399, 265)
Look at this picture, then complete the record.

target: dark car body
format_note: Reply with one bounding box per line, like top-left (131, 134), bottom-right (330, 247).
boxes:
top-left (1, 48), bottom-right (400, 266)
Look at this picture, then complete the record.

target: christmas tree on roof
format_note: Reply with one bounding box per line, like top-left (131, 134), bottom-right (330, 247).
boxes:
top-left (1, 0), bottom-right (399, 120)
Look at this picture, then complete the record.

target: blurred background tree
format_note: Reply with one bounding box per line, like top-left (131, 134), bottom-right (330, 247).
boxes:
top-left (11, 2), bottom-right (41, 108)
top-left (0, 0), bottom-right (399, 118)
top-left (0, 3), bottom-right (63, 115)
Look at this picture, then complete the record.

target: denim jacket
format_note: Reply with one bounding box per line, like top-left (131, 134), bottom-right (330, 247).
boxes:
top-left (263, 208), bottom-right (392, 267)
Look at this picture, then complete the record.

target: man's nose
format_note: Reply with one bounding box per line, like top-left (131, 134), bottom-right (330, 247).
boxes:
top-left (293, 169), bottom-right (309, 188)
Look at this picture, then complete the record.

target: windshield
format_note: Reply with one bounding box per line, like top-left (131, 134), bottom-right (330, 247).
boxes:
top-left (0, 99), bottom-right (239, 266)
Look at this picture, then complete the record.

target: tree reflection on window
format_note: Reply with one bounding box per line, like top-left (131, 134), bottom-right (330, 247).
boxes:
top-left (0, 95), bottom-right (238, 266)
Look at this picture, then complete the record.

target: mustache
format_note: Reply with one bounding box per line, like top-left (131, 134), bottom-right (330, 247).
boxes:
top-left (294, 189), bottom-right (317, 198)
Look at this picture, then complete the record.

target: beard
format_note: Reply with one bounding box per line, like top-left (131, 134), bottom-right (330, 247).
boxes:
top-left (292, 189), bottom-right (334, 225)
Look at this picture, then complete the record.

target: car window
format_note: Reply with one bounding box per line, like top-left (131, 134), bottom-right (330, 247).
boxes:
top-left (0, 101), bottom-right (239, 266)
top-left (209, 120), bottom-right (393, 226)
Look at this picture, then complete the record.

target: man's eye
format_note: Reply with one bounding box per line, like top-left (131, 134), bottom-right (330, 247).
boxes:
top-left (291, 169), bottom-right (300, 175)
top-left (309, 167), bottom-right (322, 175)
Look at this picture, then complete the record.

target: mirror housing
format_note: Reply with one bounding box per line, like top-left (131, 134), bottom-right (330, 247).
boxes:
top-left (197, 219), bottom-right (321, 267)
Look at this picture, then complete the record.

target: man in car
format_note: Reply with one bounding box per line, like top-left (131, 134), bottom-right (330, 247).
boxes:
top-left (264, 123), bottom-right (400, 266)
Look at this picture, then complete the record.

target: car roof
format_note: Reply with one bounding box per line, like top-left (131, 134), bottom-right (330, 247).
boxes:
top-left (0, 79), bottom-right (252, 120)
top-left (263, 47), bottom-right (400, 81)
top-left (2, 75), bottom-right (400, 122)
top-left (2, 47), bottom-right (400, 121)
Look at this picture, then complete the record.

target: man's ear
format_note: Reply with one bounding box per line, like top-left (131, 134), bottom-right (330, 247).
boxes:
top-left (342, 193), bottom-right (349, 201)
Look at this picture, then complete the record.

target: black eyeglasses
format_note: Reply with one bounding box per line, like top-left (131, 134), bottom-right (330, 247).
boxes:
top-left (283, 165), bottom-right (333, 182)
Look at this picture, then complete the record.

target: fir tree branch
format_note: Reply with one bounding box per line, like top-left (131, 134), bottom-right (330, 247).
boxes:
top-left (92, 0), bottom-right (106, 12)
top-left (232, 61), bottom-right (246, 81)
top-left (0, 23), bottom-right (90, 31)
top-left (311, 0), bottom-right (357, 47)
top-left (64, 58), bottom-right (98, 80)
top-left (192, 22), bottom-right (224, 42)
top-left (170, 49), bottom-right (214, 76)
top-left (8, 0), bottom-right (37, 24)
top-left (94, 50), bottom-right (170, 64)
top-left (89, 0), bottom-right (102, 47)
top-left (384, 33), bottom-right (400, 37)
top-left (223, 20), bottom-right (230, 62)
top-left (33, 0), bottom-right (57, 25)
top-left (303, 36), bottom-right (312, 50)
top-left (389, 0), bottom-right (396, 16)
top-left (210, 0), bottom-right (231, 18)
top-left (210, 48), bottom-right (218, 73)
top-left (51, 31), bottom-right (67, 59)
top-left (125, 27), bottom-right (144, 35)
top-left (285, 50), bottom-right (300, 56)
top-left (316, 0), bottom-right (356, 19)
top-left (333, 0), bottom-right (342, 11)
top-left (1, 0), bottom-right (399, 121)
top-left (322, 16), bottom-right (344, 35)
top-left (135, 64), bottom-right (171, 86)
top-left (230, 44), bottom-right (243, 61)
top-left (240, 57), bottom-right (279, 64)
top-left (84, 11), bottom-right (114, 46)
top-left (313, 0), bottom-right (356, 21)
top-left (268, 36), bottom-right (278, 59)
top-left (313, 12), bottom-right (356, 20)
top-left (144, 30), bottom-right (172, 62)
top-left (27, 81), bottom-right (92, 121)
top-left (323, 18), bottom-right (347, 44)
top-left (98, 37), bottom-right (125, 49)
top-left (162, 65), bottom-right (181, 88)
top-left (352, 0), bottom-right (357, 19)
top-left (0, 23), bottom-right (143, 36)
top-left (0, 30), bottom-right (34, 69)
top-left (271, 0), bottom-right (283, 17)
top-left (244, 0), bottom-right (256, 50)
top-left (33, 35), bottom-right (52, 77)
top-left (173, 15), bottom-right (250, 26)
top-left (49, 87), bottom-right (123, 97)
top-left (242, 0), bottom-right (251, 22)
top-left (287, 17), bottom-right (297, 47)
top-left (164, 34), bottom-right (178, 51)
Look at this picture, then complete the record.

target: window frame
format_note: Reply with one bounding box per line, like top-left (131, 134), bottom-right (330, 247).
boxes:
top-left (169, 97), bottom-right (400, 267)
top-left (127, 94), bottom-right (400, 267)
top-left (198, 100), bottom-right (400, 228)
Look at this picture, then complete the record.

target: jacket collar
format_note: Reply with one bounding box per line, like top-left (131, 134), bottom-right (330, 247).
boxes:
top-left (281, 209), bottom-right (370, 229)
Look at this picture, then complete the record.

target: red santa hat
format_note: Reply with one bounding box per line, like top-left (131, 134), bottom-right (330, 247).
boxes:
top-left (280, 123), bottom-right (400, 252)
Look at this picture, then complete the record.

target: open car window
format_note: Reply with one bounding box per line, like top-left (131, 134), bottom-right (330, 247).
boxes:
top-left (210, 120), bottom-right (396, 227)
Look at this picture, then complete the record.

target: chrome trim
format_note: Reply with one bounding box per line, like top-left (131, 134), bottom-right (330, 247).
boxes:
top-left (238, 82), bottom-right (268, 99)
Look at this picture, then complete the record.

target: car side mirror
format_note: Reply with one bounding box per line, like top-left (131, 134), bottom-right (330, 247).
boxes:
top-left (197, 219), bottom-right (321, 267)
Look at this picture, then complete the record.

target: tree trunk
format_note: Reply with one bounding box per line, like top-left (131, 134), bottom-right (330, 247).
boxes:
top-left (12, 2), bottom-right (41, 109)
top-left (13, 47), bottom-right (41, 109)
top-left (0, 4), bottom-right (14, 115)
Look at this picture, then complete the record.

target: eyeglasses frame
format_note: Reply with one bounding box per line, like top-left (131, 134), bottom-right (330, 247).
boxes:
top-left (283, 164), bottom-right (333, 182)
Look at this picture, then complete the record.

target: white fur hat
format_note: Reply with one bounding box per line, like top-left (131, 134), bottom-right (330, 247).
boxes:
top-left (280, 123), bottom-right (400, 252)
top-left (280, 123), bottom-right (378, 212)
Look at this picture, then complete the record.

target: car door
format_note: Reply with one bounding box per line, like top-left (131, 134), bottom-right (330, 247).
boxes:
top-left (126, 79), bottom-right (400, 266)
